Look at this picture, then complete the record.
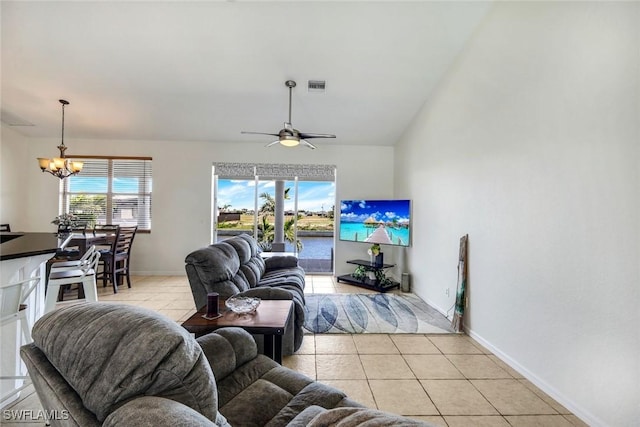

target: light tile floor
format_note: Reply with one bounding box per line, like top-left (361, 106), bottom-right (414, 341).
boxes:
top-left (2, 275), bottom-right (587, 426)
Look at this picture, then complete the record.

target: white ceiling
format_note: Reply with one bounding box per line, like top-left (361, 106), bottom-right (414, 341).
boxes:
top-left (1, 1), bottom-right (491, 147)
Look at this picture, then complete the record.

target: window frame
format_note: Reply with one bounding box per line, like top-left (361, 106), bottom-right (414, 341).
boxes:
top-left (59, 155), bottom-right (152, 232)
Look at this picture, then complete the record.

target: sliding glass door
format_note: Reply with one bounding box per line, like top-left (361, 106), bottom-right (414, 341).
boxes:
top-left (212, 163), bottom-right (335, 273)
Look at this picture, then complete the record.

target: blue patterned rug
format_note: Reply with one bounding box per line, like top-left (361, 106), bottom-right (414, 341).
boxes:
top-left (303, 293), bottom-right (454, 334)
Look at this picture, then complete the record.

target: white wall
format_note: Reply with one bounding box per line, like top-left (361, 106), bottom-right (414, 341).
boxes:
top-left (5, 131), bottom-right (394, 275)
top-left (395, 2), bottom-right (639, 426)
top-left (1, 126), bottom-right (30, 230)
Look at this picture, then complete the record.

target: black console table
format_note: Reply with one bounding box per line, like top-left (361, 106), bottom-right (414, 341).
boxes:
top-left (337, 259), bottom-right (400, 292)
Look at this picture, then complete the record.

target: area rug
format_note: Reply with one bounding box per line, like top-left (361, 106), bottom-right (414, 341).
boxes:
top-left (303, 293), bottom-right (454, 334)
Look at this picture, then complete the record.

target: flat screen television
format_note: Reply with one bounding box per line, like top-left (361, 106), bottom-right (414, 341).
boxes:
top-left (339, 199), bottom-right (411, 247)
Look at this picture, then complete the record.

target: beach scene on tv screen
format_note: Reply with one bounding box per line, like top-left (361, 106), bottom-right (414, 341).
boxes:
top-left (340, 200), bottom-right (411, 247)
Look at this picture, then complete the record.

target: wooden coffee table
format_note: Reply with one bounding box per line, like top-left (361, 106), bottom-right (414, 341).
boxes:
top-left (182, 299), bottom-right (293, 364)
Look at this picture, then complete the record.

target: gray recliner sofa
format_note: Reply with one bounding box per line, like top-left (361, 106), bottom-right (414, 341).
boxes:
top-left (20, 303), bottom-right (432, 427)
top-left (185, 234), bottom-right (305, 355)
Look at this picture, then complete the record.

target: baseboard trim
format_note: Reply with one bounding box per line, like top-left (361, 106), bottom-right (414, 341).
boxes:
top-left (465, 328), bottom-right (605, 427)
top-left (423, 296), bottom-right (455, 321)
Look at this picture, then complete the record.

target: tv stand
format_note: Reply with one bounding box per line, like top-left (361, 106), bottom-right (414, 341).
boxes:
top-left (337, 259), bottom-right (400, 293)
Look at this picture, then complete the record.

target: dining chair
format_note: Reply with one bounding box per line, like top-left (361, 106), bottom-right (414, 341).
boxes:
top-left (0, 223), bottom-right (11, 232)
top-left (95, 225), bottom-right (120, 290)
top-left (0, 277), bottom-right (39, 403)
top-left (45, 246), bottom-right (101, 314)
top-left (93, 223), bottom-right (119, 235)
top-left (97, 225), bottom-right (137, 293)
top-left (92, 223), bottom-right (119, 252)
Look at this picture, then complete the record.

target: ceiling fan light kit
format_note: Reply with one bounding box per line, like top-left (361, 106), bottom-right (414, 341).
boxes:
top-left (242, 80), bottom-right (336, 149)
top-left (279, 135), bottom-right (300, 147)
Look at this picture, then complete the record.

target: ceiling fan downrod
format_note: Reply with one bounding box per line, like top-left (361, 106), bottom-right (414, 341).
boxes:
top-left (285, 80), bottom-right (296, 125)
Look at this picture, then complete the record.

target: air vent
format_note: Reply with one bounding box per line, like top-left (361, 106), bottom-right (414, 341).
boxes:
top-left (308, 80), bottom-right (326, 93)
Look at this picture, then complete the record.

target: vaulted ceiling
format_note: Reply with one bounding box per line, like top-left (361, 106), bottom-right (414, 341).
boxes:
top-left (1, 1), bottom-right (491, 147)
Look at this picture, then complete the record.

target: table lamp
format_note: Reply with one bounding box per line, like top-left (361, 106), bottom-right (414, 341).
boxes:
top-left (364, 225), bottom-right (392, 266)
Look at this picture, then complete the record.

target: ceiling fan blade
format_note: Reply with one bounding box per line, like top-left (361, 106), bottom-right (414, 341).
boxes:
top-left (298, 132), bottom-right (336, 139)
top-left (265, 140), bottom-right (281, 148)
top-left (301, 139), bottom-right (317, 150)
top-left (241, 131), bottom-right (280, 137)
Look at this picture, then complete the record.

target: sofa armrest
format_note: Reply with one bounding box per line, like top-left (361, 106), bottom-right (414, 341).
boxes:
top-left (197, 327), bottom-right (258, 382)
top-left (237, 287), bottom-right (293, 301)
top-left (21, 343), bottom-right (100, 427)
top-left (264, 255), bottom-right (298, 271)
top-left (103, 396), bottom-right (225, 427)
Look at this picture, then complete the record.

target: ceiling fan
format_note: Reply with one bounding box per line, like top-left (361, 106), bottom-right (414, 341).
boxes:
top-left (241, 80), bottom-right (336, 149)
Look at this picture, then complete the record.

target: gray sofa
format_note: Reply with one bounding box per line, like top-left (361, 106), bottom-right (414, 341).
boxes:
top-left (185, 234), bottom-right (305, 355)
top-left (21, 303), bottom-right (431, 427)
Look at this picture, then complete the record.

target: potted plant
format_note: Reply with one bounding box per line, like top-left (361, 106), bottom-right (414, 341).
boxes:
top-left (52, 213), bottom-right (79, 236)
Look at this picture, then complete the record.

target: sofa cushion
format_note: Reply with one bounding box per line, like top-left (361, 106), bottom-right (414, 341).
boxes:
top-left (217, 361), bottom-right (355, 427)
top-left (218, 363), bottom-right (314, 427)
top-left (235, 233), bottom-right (261, 257)
top-left (265, 381), bottom-right (350, 426)
top-left (185, 243), bottom-right (240, 283)
top-left (197, 327), bottom-right (259, 382)
top-left (31, 303), bottom-right (218, 423)
top-left (228, 235), bottom-right (266, 286)
top-left (261, 267), bottom-right (305, 293)
top-left (239, 262), bottom-right (261, 287)
top-left (186, 243), bottom-right (252, 299)
top-left (224, 234), bottom-right (252, 264)
top-left (264, 255), bottom-right (299, 270)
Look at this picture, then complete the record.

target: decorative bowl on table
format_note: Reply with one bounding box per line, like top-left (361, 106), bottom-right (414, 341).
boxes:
top-left (225, 296), bottom-right (261, 314)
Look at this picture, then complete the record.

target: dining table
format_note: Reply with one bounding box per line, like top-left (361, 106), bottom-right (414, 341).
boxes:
top-left (60, 232), bottom-right (114, 256)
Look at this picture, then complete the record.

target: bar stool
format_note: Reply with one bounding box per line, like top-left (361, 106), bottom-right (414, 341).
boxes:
top-left (0, 277), bottom-right (39, 403)
top-left (45, 246), bottom-right (101, 314)
top-left (49, 244), bottom-right (99, 271)
top-left (49, 245), bottom-right (101, 301)
top-left (0, 277), bottom-right (39, 343)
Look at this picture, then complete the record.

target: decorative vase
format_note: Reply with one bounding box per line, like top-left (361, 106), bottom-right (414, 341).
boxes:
top-left (375, 252), bottom-right (384, 267)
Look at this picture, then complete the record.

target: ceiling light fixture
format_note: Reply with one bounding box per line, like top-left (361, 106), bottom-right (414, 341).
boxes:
top-left (37, 99), bottom-right (83, 179)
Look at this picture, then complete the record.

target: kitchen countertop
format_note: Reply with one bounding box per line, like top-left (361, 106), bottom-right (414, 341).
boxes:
top-left (0, 232), bottom-right (60, 261)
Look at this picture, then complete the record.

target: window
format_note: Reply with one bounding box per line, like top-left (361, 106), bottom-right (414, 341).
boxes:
top-left (60, 156), bottom-right (152, 231)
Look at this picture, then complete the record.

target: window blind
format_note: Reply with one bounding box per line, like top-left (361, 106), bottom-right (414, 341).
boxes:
top-left (60, 157), bottom-right (152, 230)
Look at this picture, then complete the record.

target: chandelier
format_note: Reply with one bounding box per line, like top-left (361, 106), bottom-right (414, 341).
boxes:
top-left (37, 99), bottom-right (83, 179)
